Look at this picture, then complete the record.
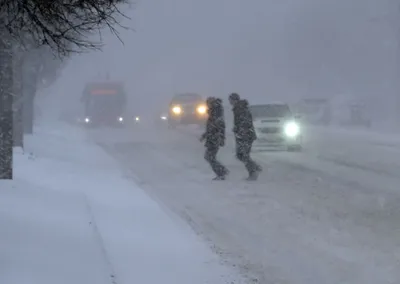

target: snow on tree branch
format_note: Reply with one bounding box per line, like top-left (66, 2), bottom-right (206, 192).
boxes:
top-left (1, 0), bottom-right (130, 57)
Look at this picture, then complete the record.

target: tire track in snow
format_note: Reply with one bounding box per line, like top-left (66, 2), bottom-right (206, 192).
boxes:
top-left (92, 126), bottom-right (400, 284)
top-left (175, 125), bottom-right (400, 196)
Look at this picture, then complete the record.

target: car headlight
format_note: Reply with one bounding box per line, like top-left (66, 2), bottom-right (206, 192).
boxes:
top-left (161, 116), bottom-right (167, 120)
top-left (197, 105), bottom-right (206, 114)
top-left (284, 121), bottom-right (300, 137)
top-left (135, 116), bottom-right (140, 121)
top-left (84, 117), bottom-right (90, 123)
top-left (172, 106), bottom-right (181, 114)
top-left (118, 117), bottom-right (124, 122)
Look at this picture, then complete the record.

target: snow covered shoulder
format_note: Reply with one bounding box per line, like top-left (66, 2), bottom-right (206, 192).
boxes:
top-left (0, 123), bottom-right (244, 284)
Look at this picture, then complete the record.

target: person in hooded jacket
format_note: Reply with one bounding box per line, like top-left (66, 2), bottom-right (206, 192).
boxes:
top-left (200, 97), bottom-right (228, 180)
top-left (229, 93), bottom-right (262, 180)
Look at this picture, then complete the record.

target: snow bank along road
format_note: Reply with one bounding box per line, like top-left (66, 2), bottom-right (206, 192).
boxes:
top-left (92, 123), bottom-right (400, 284)
top-left (0, 123), bottom-right (245, 284)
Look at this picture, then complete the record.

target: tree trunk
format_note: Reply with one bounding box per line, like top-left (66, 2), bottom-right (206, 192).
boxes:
top-left (13, 101), bottom-right (24, 146)
top-left (13, 53), bottom-right (24, 147)
top-left (23, 58), bottom-right (37, 135)
top-left (0, 35), bottom-right (14, 179)
top-left (23, 91), bottom-right (35, 134)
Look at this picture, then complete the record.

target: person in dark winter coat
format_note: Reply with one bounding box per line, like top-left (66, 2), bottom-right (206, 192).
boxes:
top-left (229, 93), bottom-right (262, 180)
top-left (200, 97), bottom-right (228, 180)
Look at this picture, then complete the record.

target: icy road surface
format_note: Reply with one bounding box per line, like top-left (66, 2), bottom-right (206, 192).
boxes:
top-left (91, 123), bottom-right (400, 284)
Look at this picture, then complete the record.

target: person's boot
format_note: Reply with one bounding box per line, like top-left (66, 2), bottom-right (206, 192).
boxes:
top-left (213, 168), bottom-right (229, 180)
top-left (246, 170), bottom-right (259, 181)
top-left (213, 175), bottom-right (226, 180)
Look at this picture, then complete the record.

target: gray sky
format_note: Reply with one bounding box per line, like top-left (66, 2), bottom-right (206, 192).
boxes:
top-left (56, 0), bottom-right (398, 114)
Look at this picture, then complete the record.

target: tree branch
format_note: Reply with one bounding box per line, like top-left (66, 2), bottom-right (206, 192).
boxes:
top-left (1, 0), bottom-right (132, 57)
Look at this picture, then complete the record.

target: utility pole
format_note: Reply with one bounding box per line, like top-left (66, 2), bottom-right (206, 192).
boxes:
top-left (0, 32), bottom-right (14, 179)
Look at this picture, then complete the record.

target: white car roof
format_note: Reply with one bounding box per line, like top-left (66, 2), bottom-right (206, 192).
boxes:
top-left (250, 102), bottom-right (289, 107)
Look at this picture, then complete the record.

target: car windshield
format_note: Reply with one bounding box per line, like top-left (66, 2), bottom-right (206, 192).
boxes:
top-left (84, 88), bottom-right (126, 115)
top-left (86, 97), bottom-right (124, 115)
top-left (172, 94), bottom-right (202, 104)
top-left (250, 104), bottom-right (291, 118)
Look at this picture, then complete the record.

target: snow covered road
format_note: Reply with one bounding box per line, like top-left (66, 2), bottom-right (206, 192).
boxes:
top-left (93, 123), bottom-right (400, 284)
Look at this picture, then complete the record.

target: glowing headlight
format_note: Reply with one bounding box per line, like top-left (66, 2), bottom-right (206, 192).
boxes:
top-left (197, 105), bottom-right (206, 114)
top-left (135, 116), bottom-right (140, 121)
top-left (161, 116), bottom-right (167, 120)
top-left (284, 121), bottom-right (300, 137)
top-left (172, 106), bottom-right (181, 114)
top-left (84, 117), bottom-right (90, 123)
top-left (118, 117), bottom-right (124, 122)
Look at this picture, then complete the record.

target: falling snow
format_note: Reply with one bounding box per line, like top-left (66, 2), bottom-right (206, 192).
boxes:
top-left (2, 1), bottom-right (400, 283)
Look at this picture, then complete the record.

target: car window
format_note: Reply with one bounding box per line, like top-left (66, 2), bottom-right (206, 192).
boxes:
top-left (250, 104), bottom-right (291, 118)
top-left (171, 94), bottom-right (202, 104)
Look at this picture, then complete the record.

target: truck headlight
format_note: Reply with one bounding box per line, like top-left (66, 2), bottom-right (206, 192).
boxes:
top-left (197, 105), bottom-right (206, 114)
top-left (284, 121), bottom-right (300, 137)
top-left (172, 106), bottom-right (181, 114)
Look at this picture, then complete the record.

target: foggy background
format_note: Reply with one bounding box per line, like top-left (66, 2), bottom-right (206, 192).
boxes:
top-left (40, 0), bottom-right (400, 127)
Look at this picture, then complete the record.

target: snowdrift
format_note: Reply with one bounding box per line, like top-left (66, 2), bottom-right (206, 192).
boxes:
top-left (0, 122), bottom-right (244, 284)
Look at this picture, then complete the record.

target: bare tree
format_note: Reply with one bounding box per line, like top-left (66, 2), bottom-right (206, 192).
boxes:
top-left (0, 0), bottom-right (130, 179)
top-left (12, 46), bottom-right (65, 146)
top-left (0, 35), bottom-right (14, 179)
top-left (2, 0), bottom-right (129, 57)
top-left (36, 48), bottom-right (66, 90)
top-left (11, 44), bottom-right (25, 148)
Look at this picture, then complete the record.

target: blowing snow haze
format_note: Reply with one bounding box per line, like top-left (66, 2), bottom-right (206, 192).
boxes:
top-left (51, 0), bottom-right (399, 122)
top-left (4, 0), bottom-right (400, 283)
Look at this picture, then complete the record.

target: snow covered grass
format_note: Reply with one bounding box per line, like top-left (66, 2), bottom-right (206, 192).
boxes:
top-left (0, 121), bottom-right (245, 284)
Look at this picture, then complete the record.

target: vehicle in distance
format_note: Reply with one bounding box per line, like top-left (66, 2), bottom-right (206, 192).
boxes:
top-left (167, 93), bottom-right (207, 128)
top-left (295, 98), bottom-right (331, 126)
top-left (250, 103), bottom-right (302, 151)
top-left (333, 103), bottom-right (371, 128)
top-left (81, 81), bottom-right (127, 127)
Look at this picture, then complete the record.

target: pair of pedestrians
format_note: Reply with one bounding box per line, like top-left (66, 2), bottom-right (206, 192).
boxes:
top-left (200, 93), bottom-right (262, 180)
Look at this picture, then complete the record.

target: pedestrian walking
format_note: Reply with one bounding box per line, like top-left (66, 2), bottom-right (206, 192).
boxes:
top-left (200, 97), bottom-right (228, 180)
top-left (229, 93), bottom-right (262, 180)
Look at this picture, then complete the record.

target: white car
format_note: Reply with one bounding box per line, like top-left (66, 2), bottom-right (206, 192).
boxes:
top-left (250, 103), bottom-right (302, 151)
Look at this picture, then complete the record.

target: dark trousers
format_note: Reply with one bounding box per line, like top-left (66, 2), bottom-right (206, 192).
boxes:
top-left (204, 146), bottom-right (227, 177)
top-left (235, 139), bottom-right (260, 174)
